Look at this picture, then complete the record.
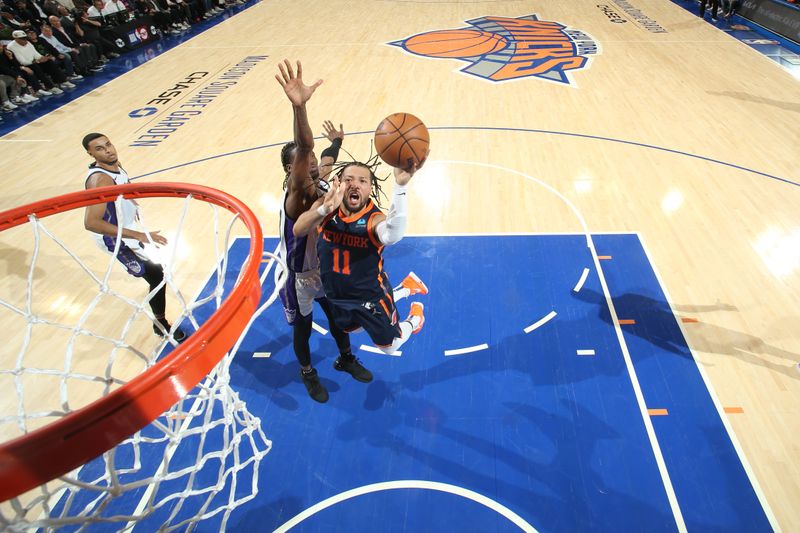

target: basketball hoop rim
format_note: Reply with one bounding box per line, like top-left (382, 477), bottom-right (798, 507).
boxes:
top-left (0, 182), bottom-right (264, 502)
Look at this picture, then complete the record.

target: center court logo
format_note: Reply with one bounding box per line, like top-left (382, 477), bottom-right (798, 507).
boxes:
top-left (389, 14), bottom-right (599, 86)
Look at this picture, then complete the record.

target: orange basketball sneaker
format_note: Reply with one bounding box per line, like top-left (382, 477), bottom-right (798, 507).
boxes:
top-left (408, 302), bottom-right (425, 334)
top-left (400, 271), bottom-right (429, 296)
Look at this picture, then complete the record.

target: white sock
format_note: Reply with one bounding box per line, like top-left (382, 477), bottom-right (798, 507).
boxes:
top-left (379, 320), bottom-right (413, 355)
top-left (393, 287), bottom-right (410, 301)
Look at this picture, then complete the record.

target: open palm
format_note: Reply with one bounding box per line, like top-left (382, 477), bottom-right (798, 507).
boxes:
top-left (275, 59), bottom-right (322, 107)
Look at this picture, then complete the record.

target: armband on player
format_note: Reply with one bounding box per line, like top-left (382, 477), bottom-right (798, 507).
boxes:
top-left (320, 137), bottom-right (342, 162)
top-left (376, 185), bottom-right (407, 245)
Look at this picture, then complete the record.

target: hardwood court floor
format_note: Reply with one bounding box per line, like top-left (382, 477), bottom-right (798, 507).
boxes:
top-left (0, 0), bottom-right (798, 530)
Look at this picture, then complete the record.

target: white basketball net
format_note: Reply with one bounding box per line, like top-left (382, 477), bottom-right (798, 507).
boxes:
top-left (0, 193), bottom-right (282, 532)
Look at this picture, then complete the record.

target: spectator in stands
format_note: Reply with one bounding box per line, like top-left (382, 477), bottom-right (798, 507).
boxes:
top-left (54, 4), bottom-right (73, 28)
top-left (0, 43), bottom-right (40, 105)
top-left (6, 29), bottom-right (69, 93)
top-left (39, 17), bottom-right (96, 76)
top-left (721, 0), bottom-right (739, 18)
top-left (11, 0), bottom-right (45, 28)
top-left (1, 40), bottom-right (51, 97)
top-left (86, 0), bottom-right (104, 18)
top-left (700, 0), bottom-right (720, 21)
top-left (54, 0), bottom-right (76, 10)
top-left (102, 0), bottom-right (128, 15)
top-left (162, 0), bottom-right (191, 30)
top-left (135, 0), bottom-right (177, 35)
top-left (45, 16), bottom-right (101, 72)
top-left (75, 8), bottom-right (119, 58)
top-left (1, 8), bottom-right (33, 32)
top-left (0, 68), bottom-right (22, 110)
top-left (0, 18), bottom-right (15, 39)
top-left (33, 25), bottom-right (84, 79)
top-left (40, 0), bottom-right (64, 18)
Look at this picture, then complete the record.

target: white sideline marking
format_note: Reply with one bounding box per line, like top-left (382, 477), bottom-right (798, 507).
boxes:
top-left (576, 349), bottom-right (595, 356)
top-left (523, 310), bottom-right (557, 334)
top-left (444, 343), bottom-right (489, 356)
top-left (359, 344), bottom-right (400, 357)
top-left (252, 352), bottom-right (271, 358)
top-left (639, 234), bottom-right (780, 531)
top-left (273, 480), bottom-right (537, 533)
top-left (573, 267), bottom-right (590, 292)
top-left (311, 322), bottom-right (328, 335)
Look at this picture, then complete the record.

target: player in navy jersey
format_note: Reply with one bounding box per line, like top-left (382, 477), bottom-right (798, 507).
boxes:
top-left (81, 132), bottom-right (186, 344)
top-left (274, 59), bottom-right (427, 401)
top-left (293, 158), bottom-right (427, 356)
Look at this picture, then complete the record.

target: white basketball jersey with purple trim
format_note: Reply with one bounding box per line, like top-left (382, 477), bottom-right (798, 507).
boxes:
top-left (84, 165), bottom-right (143, 254)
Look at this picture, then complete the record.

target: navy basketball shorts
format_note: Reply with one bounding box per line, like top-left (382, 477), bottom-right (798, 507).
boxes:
top-left (327, 297), bottom-right (401, 348)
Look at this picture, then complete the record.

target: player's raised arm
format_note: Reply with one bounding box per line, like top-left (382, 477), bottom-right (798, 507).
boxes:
top-left (319, 120), bottom-right (344, 181)
top-left (371, 161), bottom-right (425, 246)
top-left (293, 177), bottom-right (345, 237)
top-left (275, 59), bottom-right (323, 205)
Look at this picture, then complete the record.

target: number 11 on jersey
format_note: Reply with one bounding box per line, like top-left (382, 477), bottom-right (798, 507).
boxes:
top-left (332, 248), bottom-right (350, 275)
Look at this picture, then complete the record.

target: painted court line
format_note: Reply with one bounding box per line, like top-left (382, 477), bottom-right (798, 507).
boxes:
top-left (648, 409), bottom-right (669, 416)
top-left (576, 349), bottom-right (595, 356)
top-left (312, 322), bottom-right (328, 335)
top-left (273, 480), bottom-right (537, 533)
top-left (252, 352), bottom-right (271, 358)
top-left (444, 344), bottom-right (489, 356)
top-left (573, 267), bottom-right (590, 292)
top-left (430, 164), bottom-right (683, 526)
top-left (638, 233), bottom-right (780, 531)
top-left (360, 345), bottom-right (400, 357)
top-left (523, 310), bottom-right (557, 334)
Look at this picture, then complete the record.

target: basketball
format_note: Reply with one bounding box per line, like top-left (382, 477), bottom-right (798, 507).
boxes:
top-left (374, 113), bottom-right (430, 170)
top-left (403, 29), bottom-right (508, 59)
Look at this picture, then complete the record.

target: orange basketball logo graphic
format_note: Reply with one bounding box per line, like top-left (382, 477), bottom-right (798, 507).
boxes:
top-left (404, 30), bottom-right (508, 59)
top-left (390, 14), bottom-right (599, 86)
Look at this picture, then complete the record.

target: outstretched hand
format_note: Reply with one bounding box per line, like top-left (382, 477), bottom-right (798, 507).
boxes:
top-left (393, 149), bottom-right (429, 186)
top-left (275, 59), bottom-right (323, 107)
top-left (321, 176), bottom-right (345, 214)
top-left (143, 230), bottom-right (168, 246)
top-left (322, 120), bottom-right (344, 142)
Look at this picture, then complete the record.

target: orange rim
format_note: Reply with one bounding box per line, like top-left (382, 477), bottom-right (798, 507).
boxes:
top-left (0, 183), bottom-right (263, 502)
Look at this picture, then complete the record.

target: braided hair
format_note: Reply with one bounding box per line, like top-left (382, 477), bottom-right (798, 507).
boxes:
top-left (280, 141), bottom-right (296, 190)
top-left (330, 153), bottom-right (389, 207)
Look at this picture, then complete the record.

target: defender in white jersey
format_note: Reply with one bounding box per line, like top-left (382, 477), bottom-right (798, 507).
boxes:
top-left (81, 133), bottom-right (185, 343)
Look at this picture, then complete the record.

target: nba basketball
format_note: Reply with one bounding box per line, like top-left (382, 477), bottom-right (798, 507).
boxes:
top-left (374, 113), bottom-right (430, 170)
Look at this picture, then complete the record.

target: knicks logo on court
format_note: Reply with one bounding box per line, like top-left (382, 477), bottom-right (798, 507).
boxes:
top-left (389, 14), bottom-right (599, 86)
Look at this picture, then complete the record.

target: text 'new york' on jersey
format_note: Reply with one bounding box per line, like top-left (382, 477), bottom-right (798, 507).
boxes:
top-left (317, 199), bottom-right (394, 306)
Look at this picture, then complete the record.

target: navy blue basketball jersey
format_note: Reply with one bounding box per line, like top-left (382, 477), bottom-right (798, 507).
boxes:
top-left (317, 200), bottom-right (393, 304)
